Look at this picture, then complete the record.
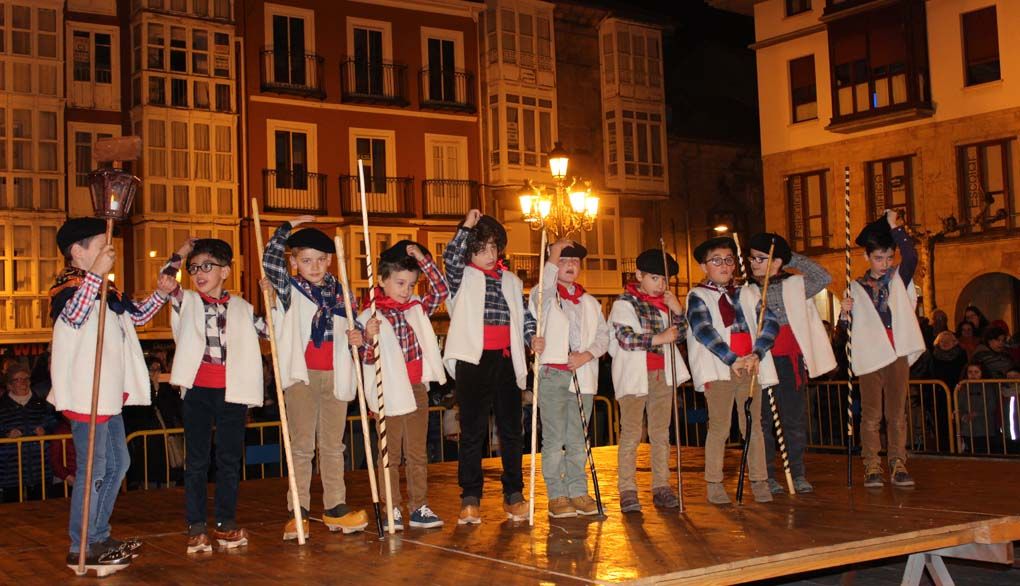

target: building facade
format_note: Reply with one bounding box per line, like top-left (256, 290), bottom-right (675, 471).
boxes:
top-left (753, 0), bottom-right (1020, 328)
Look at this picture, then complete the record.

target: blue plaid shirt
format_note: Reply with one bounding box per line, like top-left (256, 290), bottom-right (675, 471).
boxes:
top-left (687, 282), bottom-right (779, 366)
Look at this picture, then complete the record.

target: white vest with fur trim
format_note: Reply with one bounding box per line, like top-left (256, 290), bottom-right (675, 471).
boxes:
top-left (271, 289), bottom-right (355, 401)
top-left (685, 285), bottom-right (779, 392)
top-left (608, 298), bottom-right (691, 399)
top-left (443, 267), bottom-right (528, 390)
top-left (170, 290), bottom-right (264, 407)
top-left (848, 272), bottom-right (925, 376)
top-left (357, 303), bottom-right (445, 417)
top-left (50, 302), bottom-right (150, 415)
top-left (530, 287), bottom-right (606, 395)
top-left (751, 275), bottom-right (836, 379)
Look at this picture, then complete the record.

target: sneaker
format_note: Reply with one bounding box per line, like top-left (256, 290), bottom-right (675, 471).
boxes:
top-left (767, 478), bottom-right (785, 494)
top-left (409, 504), bottom-right (444, 529)
top-left (503, 496), bottom-right (528, 522)
top-left (98, 537), bottom-right (142, 559)
top-left (863, 464), bottom-right (885, 488)
top-left (548, 496), bottom-right (577, 518)
top-left (793, 476), bottom-right (814, 494)
top-left (652, 487), bottom-right (680, 508)
top-left (324, 504), bottom-right (369, 534)
top-left (457, 504), bottom-right (481, 525)
top-left (570, 495), bottom-right (600, 516)
top-left (283, 508), bottom-right (311, 541)
top-left (619, 490), bottom-right (642, 513)
top-left (186, 533), bottom-right (212, 554)
top-left (751, 481), bottom-right (774, 503)
top-left (706, 482), bottom-right (731, 505)
top-left (211, 526), bottom-right (248, 549)
top-left (386, 506), bottom-right (405, 531)
top-left (890, 459), bottom-right (915, 488)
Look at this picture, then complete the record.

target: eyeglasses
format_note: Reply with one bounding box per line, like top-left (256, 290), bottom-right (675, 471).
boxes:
top-left (749, 256), bottom-right (771, 264)
top-left (187, 261), bottom-right (227, 275)
top-left (705, 256), bottom-right (736, 267)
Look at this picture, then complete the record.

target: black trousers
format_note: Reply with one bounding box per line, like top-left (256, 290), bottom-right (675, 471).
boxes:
top-left (455, 350), bottom-right (523, 501)
top-left (183, 387), bottom-right (248, 528)
top-left (760, 354), bottom-right (808, 479)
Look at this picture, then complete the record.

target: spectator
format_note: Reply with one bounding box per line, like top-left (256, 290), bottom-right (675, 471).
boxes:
top-left (962, 305), bottom-right (990, 338)
top-left (957, 321), bottom-right (980, 358)
top-left (930, 331), bottom-right (968, 391)
top-left (0, 364), bottom-right (56, 502)
top-left (972, 326), bottom-right (1015, 379)
top-left (930, 309), bottom-right (949, 339)
top-left (957, 362), bottom-right (1002, 454)
top-left (30, 348), bottom-right (52, 400)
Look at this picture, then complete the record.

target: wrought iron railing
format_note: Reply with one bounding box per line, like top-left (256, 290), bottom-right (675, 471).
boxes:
top-left (263, 169), bottom-right (328, 214)
top-left (260, 50), bottom-right (326, 99)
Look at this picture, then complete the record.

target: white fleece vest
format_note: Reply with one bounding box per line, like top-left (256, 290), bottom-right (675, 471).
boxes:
top-left (357, 303), bottom-right (445, 417)
top-left (849, 272), bottom-right (925, 376)
top-left (271, 289), bottom-right (355, 401)
top-left (444, 267), bottom-right (528, 390)
top-left (608, 298), bottom-right (691, 399)
top-left (685, 285), bottom-right (779, 393)
top-left (169, 290), bottom-right (264, 407)
top-left (531, 290), bottom-right (606, 395)
top-left (49, 303), bottom-right (150, 415)
top-left (753, 276), bottom-right (836, 379)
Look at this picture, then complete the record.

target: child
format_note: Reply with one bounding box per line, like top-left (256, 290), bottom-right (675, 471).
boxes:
top-left (48, 217), bottom-right (177, 573)
top-left (609, 248), bottom-right (690, 513)
top-left (745, 233), bottom-right (835, 494)
top-left (442, 209), bottom-right (542, 524)
top-left (358, 240), bottom-right (448, 529)
top-left (263, 216), bottom-right (368, 538)
top-left (531, 240), bottom-right (609, 518)
top-left (686, 237), bottom-right (779, 505)
top-left (163, 238), bottom-right (268, 553)
top-left (840, 210), bottom-right (924, 488)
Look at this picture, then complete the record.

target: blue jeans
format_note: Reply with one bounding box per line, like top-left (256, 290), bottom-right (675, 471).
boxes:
top-left (69, 415), bottom-right (130, 554)
top-left (538, 367), bottom-right (593, 499)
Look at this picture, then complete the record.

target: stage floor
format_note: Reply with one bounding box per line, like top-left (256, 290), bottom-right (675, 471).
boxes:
top-left (1, 447), bottom-right (1018, 585)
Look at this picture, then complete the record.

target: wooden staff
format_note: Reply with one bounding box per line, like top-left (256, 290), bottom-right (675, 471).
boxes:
top-left (76, 218), bottom-right (114, 575)
top-left (735, 240), bottom-right (775, 505)
top-left (527, 228), bottom-right (548, 526)
top-left (252, 200), bottom-right (306, 544)
top-left (357, 160), bottom-right (396, 535)
top-left (843, 166), bottom-right (855, 488)
top-left (334, 235), bottom-right (384, 538)
top-left (659, 238), bottom-right (684, 512)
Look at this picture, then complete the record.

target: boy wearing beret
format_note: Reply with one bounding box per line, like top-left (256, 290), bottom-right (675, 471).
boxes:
top-left (686, 236), bottom-right (779, 505)
top-left (746, 233), bottom-right (835, 494)
top-left (840, 210), bottom-right (923, 488)
top-left (608, 248), bottom-right (690, 513)
top-left (357, 240), bottom-right (448, 529)
top-left (162, 239), bottom-right (269, 553)
top-left (49, 218), bottom-right (177, 572)
top-left (530, 240), bottom-right (609, 518)
top-left (443, 209), bottom-right (542, 524)
top-left (263, 216), bottom-right (368, 538)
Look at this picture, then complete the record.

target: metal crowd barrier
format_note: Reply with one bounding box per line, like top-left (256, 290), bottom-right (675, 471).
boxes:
top-left (954, 379), bottom-right (1020, 457)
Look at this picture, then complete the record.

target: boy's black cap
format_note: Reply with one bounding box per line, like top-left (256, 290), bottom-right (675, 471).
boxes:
top-left (636, 249), bottom-right (679, 277)
top-left (855, 216), bottom-right (892, 247)
top-left (558, 242), bottom-right (588, 259)
top-left (747, 232), bottom-right (791, 265)
top-left (693, 236), bottom-right (737, 263)
top-left (286, 228), bottom-right (335, 253)
top-left (380, 239), bottom-right (430, 263)
top-left (57, 217), bottom-right (106, 254)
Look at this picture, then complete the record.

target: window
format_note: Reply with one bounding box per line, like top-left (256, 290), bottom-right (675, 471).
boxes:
top-left (74, 132), bottom-right (93, 187)
top-left (0, 108), bottom-right (5, 170)
top-left (618, 110), bottom-right (664, 178)
top-left (95, 34), bottom-right (112, 83)
top-left (148, 23), bottom-right (165, 69)
top-left (786, 0), bottom-right (811, 16)
top-left (213, 33), bottom-right (230, 77)
top-left (787, 170), bottom-right (829, 251)
top-left (356, 137), bottom-right (387, 193)
top-left (958, 140), bottom-right (1014, 232)
top-left (962, 7), bottom-right (1000, 86)
top-left (274, 130), bottom-right (308, 189)
top-left (790, 55), bottom-right (817, 122)
top-left (215, 125), bottom-right (232, 182)
top-left (147, 120), bottom-right (167, 177)
top-left (149, 76), bottom-right (166, 104)
top-left (12, 109), bottom-right (31, 171)
top-left (171, 121), bottom-right (189, 178)
top-left (214, 83), bottom-right (231, 111)
top-left (38, 111), bottom-right (57, 172)
top-left (194, 80), bottom-right (209, 109)
top-left (504, 94), bottom-right (552, 168)
top-left (73, 31), bottom-right (91, 81)
top-left (425, 37), bottom-right (457, 102)
top-left (494, 7), bottom-right (552, 70)
top-left (194, 0), bottom-right (209, 17)
top-left (194, 124), bottom-right (211, 180)
top-left (352, 26), bottom-right (384, 95)
top-left (867, 156), bottom-right (914, 222)
top-left (192, 30), bottom-right (208, 75)
top-left (11, 5), bottom-right (30, 55)
top-left (170, 26), bottom-right (186, 72)
top-left (272, 14), bottom-right (307, 86)
top-left (214, 0), bottom-right (230, 20)
top-left (173, 185), bottom-right (189, 213)
top-left (171, 78), bottom-right (188, 107)
top-left (578, 206), bottom-right (619, 272)
top-left (37, 8), bottom-right (56, 57)
top-left (603, 25), bottom-right (660, 89)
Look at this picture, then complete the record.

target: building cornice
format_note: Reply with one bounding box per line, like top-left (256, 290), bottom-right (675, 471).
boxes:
top-left (348, 0), bottom-right (484, 19)
top-left (750, 23), bottom-right (825, 50)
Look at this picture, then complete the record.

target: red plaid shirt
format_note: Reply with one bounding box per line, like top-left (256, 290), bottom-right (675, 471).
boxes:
top-left (363, 256), bottom-right (448, 365)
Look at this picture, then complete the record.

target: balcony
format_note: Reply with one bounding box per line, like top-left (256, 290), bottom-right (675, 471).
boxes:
top-left (418, 68), bottom-right (476, 112)
top-left (422, 179), bottom-right (479, 218)
top-left (339, 175), bottom-right (414, 216)
top-left (340, 58), bottom-right (408, 106)
top-left (263, 169), bottom-right (328, 214)
top-left (260, 50), bottom-right (326, 100)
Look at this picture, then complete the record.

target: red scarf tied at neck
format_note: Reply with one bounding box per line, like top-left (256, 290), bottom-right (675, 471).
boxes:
top-left (625, 282), bottom-right (669, 313)
top-left (469, 259), bottom-right (508, 279)
top-left (557, 282), bottom-right (586, 304)
top-left (697, 282), bottom-right (738, 327)
top-left (364, 286), bottom-right (421, 312)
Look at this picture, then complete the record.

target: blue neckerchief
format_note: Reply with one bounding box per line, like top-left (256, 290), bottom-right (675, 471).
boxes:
top-left (289, 273), bottom-right (349, 347)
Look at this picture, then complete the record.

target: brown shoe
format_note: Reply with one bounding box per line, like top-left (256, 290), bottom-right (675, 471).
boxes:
top-left (457, 504), bottom-right (481, 525)
top-left (283, 510), bottom-right (310, 541)
top-left (548, 496), bottom-right (577, 518)
top-left (211, 527), bottom-right (248, 549)
top-left (570, 495), bottom-right (599, 516)
top-left (186, 533), bottom-right (212, 554)
top-left (503, 499), bottom-right (528, 522)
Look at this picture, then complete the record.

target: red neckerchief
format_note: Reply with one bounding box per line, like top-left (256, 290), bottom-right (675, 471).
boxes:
top-left (557, 282), bottom-right (586, 304)
top-left (198, 290), bottom-right (230, 305)
top-left (625, 282), bottom-right (668, 313)
top-left (469, 259), bottom-right (507, 279)
top-left (697, 281), bottom-right (738, 327)
top-left (364, 286), bottom-right (421, 313)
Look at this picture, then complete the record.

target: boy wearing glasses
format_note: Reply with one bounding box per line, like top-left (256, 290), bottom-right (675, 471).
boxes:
top-left (686, 236), bottom-right (779, 505)
top-left (745, 233), bottom-right (835, 495)
top-left (164, 238), bottom-right (268, 553)
top-left (608, 248), bottom-right (690, 513)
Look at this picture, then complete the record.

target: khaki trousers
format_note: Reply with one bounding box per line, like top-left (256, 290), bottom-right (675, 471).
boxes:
top-left (617, 370), bottom-right (673, 493)
top-left (704, 373), bottom-right (766, 483)
top-left (859, 355), bottom-right (909, 468)
top-left (284, 369), bottom-right (349, 511)
top-left (378, 384), bottom-right (430, 510)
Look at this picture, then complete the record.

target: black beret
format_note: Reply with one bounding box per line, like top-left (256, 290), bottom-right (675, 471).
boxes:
top-left (747, 232), bottom-right (791, 265)
top-left (693, 236), bottom-right (737, 263)
top-left (855, 216), bottom-right (892, 248)
top-left (558, 242), bottom-right (588, 259)
top-left (380, 239), bottom-right (430, 263)
top-left (286, 228), bottom-right (335, 253)
top-left (636, 249), bottom-right (679, 277)
top-left (57, 217), bottom-right (106, 254)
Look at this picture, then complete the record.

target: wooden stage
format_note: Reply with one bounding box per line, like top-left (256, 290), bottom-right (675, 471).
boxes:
top-left (1, 447), bottom-right (1018, 585)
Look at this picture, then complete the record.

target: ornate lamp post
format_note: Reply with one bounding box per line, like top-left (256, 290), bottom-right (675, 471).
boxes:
top-left (518, 142), bottom-right (600, 240)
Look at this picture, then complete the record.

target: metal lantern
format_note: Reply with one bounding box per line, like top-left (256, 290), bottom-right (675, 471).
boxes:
top-left (87, 168), bottom-right (140, 220)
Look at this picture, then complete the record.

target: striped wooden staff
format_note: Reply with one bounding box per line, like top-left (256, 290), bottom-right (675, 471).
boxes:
top-left (844, 166), bottom-right (855, 488)
top-left (358, 159), bottom-right (396, 534)
top-left (659, 238), bottom-right (685, 512)
top-left (334, 235), bottom-right (384, 538)
top-left (527, 228), bottom-right (548, 526)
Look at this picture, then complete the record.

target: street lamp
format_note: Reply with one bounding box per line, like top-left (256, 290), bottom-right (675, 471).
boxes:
top-left (518, 142), bottom-right (600, 240)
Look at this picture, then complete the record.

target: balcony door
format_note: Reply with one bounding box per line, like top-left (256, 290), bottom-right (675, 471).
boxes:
top-left (356, 137), bottom-right (387, 194)
top-left (426, 37), bottom-right (456, 102)
top-left (353, 27), bottom-right (384, 95)
top-left (272, 15), bottom-right (306, 86)
top-left (275, 130), bottom-right (308, 190)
